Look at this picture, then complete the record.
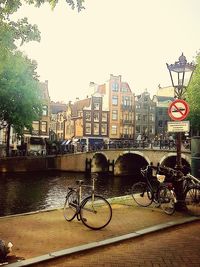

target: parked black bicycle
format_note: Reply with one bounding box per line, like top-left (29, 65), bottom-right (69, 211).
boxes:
top-left (161, 166), bottom-right (200, 216)
top-left (63, 174), bottom-right (112, 230)
top-left (131, 165), bottom-right (176, 215)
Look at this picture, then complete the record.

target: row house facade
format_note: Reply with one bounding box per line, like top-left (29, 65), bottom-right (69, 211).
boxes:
top-left (99, 74), bottom-right (135, 141)
top-left (49, 75), bottom-right (136, 148)
top-left (82, 92), bottom-right (109, 148)
top-left (153, 85), bottom-right (174, 139)
top-left (47, 79), bottom-right (176, 151)
top-left (135, 89), bottom-right (156, 141)
top-left (153, 95), bottom-right (174, 138)
top-left (23, 80), bottom-right (51, 155)
top-left (50, 101), bottom-right (67, 141)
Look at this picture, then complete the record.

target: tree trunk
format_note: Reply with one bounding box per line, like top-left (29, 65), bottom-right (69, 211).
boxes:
top-left (6, 124), bottom-right (11, 157)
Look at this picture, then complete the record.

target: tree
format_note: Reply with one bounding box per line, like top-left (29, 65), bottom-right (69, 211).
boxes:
top-left (0, 0), bottom-right (85, 156)
top-left (0, 0), bottom-right (85, 17)
top-left (0, 51), bottom-right (43, 156)
top-left (187, 53), bottom-right (200, 136)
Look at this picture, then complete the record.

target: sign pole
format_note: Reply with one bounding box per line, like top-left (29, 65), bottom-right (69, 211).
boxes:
top-left (168, 99), bottom-right (190, 170)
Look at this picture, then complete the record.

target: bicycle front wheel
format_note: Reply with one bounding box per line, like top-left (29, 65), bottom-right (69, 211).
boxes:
top-left (185, 186), bottom-right (200, 216)
top-left (80, 195), bottom-right (112, 230)
top-left (158, 186), bottom-right (175, 215)
top-left (131, 182), bottom-right (152, 207)
top-left (63, 190), bottom-right (78, 221)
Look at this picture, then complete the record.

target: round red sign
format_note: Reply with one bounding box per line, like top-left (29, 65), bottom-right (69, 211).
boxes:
top-left (168, 99), bottom-right (190, 121)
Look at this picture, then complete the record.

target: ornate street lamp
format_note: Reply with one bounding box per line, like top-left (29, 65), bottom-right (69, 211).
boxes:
top-left (166, 53), bottom-right (196, 170)
top-left (166, 53), bottom-right (196, 99)
top-left (166, 53), bottom-right (196, 211)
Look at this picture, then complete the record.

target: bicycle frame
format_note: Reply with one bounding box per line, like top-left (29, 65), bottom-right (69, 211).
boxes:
top-left (141, 167), bottom-right (159, 199)
top-left (67, 177), bottom-right (96, 217)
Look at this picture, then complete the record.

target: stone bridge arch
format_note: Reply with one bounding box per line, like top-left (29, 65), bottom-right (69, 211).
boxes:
top-left (159, 152), bottom-right (191, 171)
top-left (91, 152), bottom-right (109, 173)
top-left (114, 151), bottom-right (149, 176)
top-left (90, 151), bottom-right (151, 176)
top-left (86, 149), bottom-right (191, 175)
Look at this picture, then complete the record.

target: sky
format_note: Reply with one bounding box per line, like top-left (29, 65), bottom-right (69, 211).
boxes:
top-left (13, 0), bottom-right (200, 103)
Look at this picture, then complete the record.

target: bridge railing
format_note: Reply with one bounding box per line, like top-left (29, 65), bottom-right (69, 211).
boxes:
top-left (1, 139), bottom-right (191, 158)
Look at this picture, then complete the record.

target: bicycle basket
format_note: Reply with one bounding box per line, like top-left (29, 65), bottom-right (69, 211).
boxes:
top-left (156, 174), bottom-right (166, 183)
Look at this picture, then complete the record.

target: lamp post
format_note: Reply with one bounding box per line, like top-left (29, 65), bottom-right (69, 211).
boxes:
top-left (166, 53), bottom-right (196, 170)
top-left (166, 53), bottom-right (196, 211)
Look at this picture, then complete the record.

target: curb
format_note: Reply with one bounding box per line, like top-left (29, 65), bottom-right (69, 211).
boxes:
top-left (7, 216), bottom-right (199, 267)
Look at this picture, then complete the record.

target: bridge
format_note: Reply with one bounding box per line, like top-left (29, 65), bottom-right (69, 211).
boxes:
top-left (0, 147), bottom-right (191, 174)
top-left (56, 148), bottom-right (191, 176)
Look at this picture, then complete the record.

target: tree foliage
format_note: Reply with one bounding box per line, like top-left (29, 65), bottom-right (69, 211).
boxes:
top-left (187, 53), bottom-right (200, 133)
top-left (0, 0), bottom-right (85, 155)
top-left (0, 51), bottom-right (42, 135)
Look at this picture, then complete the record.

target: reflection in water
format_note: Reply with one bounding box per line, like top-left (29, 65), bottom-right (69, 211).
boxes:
top-left (0, 171), bottom-right (140, 217)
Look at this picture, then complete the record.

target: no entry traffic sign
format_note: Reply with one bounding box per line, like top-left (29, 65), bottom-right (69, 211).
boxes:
top-left (168, 99), bottom-right (190, 121)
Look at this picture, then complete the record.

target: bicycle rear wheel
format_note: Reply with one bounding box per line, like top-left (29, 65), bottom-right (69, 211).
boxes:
top-left (80, 195), bottom-right (112, 230)
top-left (185, 186), bottom-right (200, 216)
top-left (131, 182), bottom-right (152, 207)
top-left (63, 190), bottom-right (78, 221)
top-left (158, 186), bottom-right (175, 215)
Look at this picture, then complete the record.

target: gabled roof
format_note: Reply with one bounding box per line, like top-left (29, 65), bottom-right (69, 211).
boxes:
top-left (71, 98), bottom-right (91, 117)
top-left (50, 101), bottom-right (67, 114)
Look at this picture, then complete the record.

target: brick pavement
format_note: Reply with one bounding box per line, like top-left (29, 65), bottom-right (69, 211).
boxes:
top-left (31, 221), bottom-right (200, 267)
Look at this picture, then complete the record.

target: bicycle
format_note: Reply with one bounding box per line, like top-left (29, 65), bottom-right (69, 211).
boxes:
top-left (63, 174), bottom-right (112, 230)
top-left (131, 165), bottom-right (176, 215)
top-left (164, 167), bottom-right (200, 216)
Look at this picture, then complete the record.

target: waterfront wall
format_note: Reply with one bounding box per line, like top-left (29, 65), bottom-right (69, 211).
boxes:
top-left (0, 153), bottom-right (87, 173)
top-left (0, 149), bottom-right (191, 174)
top-left (0, 156), bottom-right (48, 173)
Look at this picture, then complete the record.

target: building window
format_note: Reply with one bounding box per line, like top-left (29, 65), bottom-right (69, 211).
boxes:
top-left (136, 125), bottom-right (140, 133)
top-left (85, 112), bottom-right (91, 121)
top-left (85, 123), bottom-right (91, 134)
top-left (32, 121), bottom-right (39, 132)
top-left (149, 126), bottom-right (154, 134)
top-left (93, 111), bottom-right (99, 122)
top-left (101, 124), bottom-right (107, 135)
top-left (61, 122), bottom-right (64, 131)
top-left (158, 120), bottom-right (163, 127)
top-left (122, 96), bottom-right (131, 106)
top-left (149, 114), bottom-right (154, 121)
top-left (143, 115), bottom-right (147, 121)
top-left (143, 126), bottom-right (147, 133)
top-left (78, 111), bottom-right (83, 117)
top-left (136, 114), bottom-right (141, 121)
top-left (112, 83), bottom-right (119, 92)
top-left (123, 126), bottom-right (129, 135)
top-left (102, 112), bottom-right (107, 122)
top-left (143, 103), bottom-right (148, 109)
top-left (121, 86), bottom-right (128, 92)
top-left (111, 125), bottom-right (117, 135)
top-left (93, 123), bottom-right (99, 135)
top-left (112, 110), bottom-right (118, 120)
top-left (41, 121), bottom-right (47, 133)
top-left (42, 105), bottom-right (48, 116)
top-left (94, 102), bottom-right (100, 110)
top-left (112, 95), bottom-right (118, 105)
top-left (136, 104), bottom-right (140, 109)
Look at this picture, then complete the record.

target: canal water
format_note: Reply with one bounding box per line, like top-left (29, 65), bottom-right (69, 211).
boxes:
top-left (0, 171), bottom-right (140, 217)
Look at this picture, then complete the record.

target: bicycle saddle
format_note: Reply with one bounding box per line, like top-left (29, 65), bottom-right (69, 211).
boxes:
top-left (76, 180), bottom-right (84, 185)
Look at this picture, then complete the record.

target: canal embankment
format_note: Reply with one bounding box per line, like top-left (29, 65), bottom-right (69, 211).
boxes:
top-left (0, 153), bottom-right (87, 173)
